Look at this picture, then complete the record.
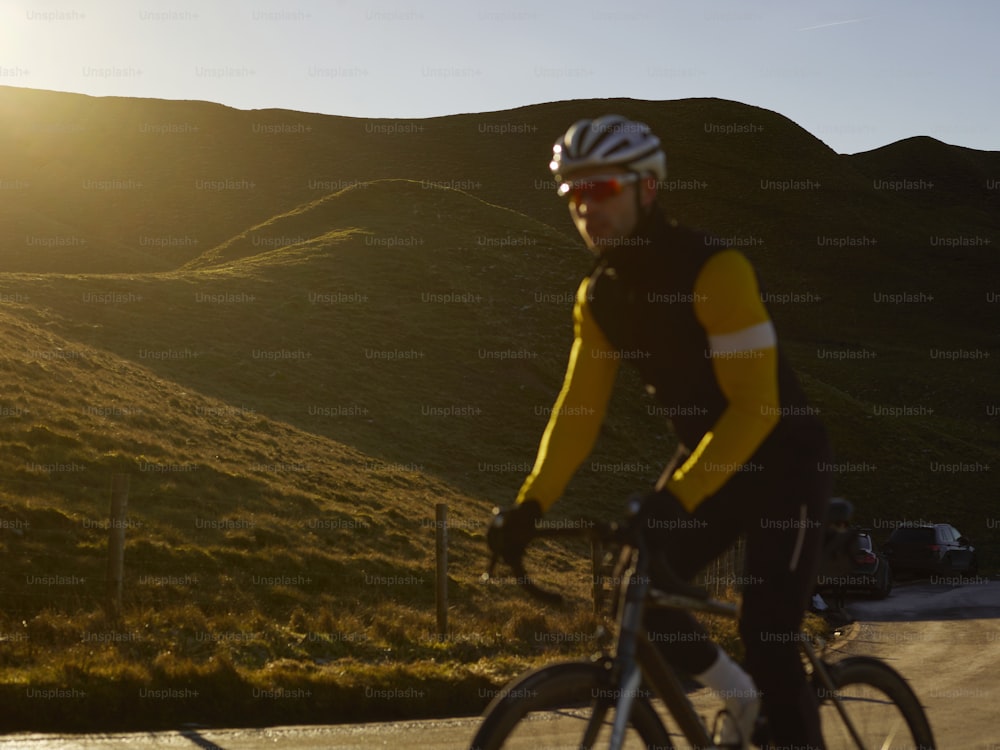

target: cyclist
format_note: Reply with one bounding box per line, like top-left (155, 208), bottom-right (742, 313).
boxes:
top-left (488, 114), bottom-right (833, 749)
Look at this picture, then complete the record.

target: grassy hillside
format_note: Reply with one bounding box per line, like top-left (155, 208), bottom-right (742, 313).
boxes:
top-left (0, 304), bottom-right (602, 730)
top-left (0, 181), bottom-right (668, 512)
top-left (0, 181), bottom-right (652, 730)
top-left (4, 175), bottom-right (994, 520)
top-left (3, 85), bottom-right (995, 358)
top-left (0, 88), bottom-right (997, 730)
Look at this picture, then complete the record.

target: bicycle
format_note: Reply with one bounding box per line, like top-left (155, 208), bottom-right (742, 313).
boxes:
top-left (472, 497), bottom-right (935, 749)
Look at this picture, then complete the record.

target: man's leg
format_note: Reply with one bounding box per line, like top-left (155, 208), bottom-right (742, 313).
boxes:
top-left (642, 483), bottom-right (766, 747)
top-left (635, 444), bottom-right (751, 674)
top-left (739, 420), bottom-right (832, 748)
top-left (640, 488), bottom-right (745, 674)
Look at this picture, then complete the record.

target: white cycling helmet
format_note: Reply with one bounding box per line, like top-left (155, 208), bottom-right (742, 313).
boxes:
top-left (550, 114), bottom-right (667, 182)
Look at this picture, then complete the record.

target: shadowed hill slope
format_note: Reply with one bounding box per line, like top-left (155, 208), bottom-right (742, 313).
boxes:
top-left (1, 178), bottom-right (996, 542)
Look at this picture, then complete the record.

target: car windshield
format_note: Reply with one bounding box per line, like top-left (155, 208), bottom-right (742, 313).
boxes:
top-left (888, 527), bottom-right (934, 544)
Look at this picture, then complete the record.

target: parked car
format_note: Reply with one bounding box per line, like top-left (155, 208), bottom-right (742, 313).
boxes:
top-left (816, 529), bottom-right (892, 600)
top-left (882, 523), bottom-right (978, 579)
top-left (851, 531), bottom-right (893, 598)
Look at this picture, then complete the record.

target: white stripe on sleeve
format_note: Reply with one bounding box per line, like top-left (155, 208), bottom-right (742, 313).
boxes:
top-left (708, 321), bottom-right (777, 356)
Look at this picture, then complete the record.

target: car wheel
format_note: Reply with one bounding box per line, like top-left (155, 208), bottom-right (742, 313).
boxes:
top-left (940, 552), bottom-right (953, 575)
top-left (875, 564), bottom-right (892, 599)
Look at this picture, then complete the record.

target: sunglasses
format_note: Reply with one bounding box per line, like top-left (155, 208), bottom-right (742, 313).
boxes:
top-left (557, 173), bottom-right (640, 204)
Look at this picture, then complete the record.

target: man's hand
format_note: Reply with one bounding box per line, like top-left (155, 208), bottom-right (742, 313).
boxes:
top-left (487, 500), bottom-right (543, 568)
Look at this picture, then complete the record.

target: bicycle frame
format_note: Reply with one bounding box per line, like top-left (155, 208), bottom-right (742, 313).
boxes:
top-left (603, 536), bottom-right (870, 750)
top-left (483, 500), bottom-right (928, 749)
top-left (607, 534), bottom-right (725, 747)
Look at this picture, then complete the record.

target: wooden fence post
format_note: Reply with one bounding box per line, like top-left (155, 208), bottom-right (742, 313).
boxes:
top-left (435, 503), bottom-right (448, 638)
top-left (105, 473), bottom-right (129, 619)
top-left (591, 538), bottom-right (603, 614)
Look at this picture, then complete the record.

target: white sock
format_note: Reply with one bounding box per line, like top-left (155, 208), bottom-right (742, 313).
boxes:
top-left (694, 648), bottom-right (760, 745)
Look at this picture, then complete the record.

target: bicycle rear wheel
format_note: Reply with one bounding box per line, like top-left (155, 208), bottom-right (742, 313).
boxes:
top-left (818, 656), bottom-right (935, 749)
top-left (470, 660), bottom-right (673, 750)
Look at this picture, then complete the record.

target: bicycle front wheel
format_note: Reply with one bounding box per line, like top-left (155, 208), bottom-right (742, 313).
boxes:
top-left (470, 660), bottom-right (673, 750)
top-left (818, 656), bottom-right (935, 749)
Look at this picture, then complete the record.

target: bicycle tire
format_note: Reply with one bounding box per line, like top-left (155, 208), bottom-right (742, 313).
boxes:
top-left (818, 656), bottom-right (935, 749)
top-left (469, 661), bottom-right (673, 750)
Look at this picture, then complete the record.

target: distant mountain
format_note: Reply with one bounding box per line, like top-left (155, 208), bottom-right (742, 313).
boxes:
top-left (847, 135), bottom-right (1000, 209)
top-left (3, 85), bottom-right (997, 274)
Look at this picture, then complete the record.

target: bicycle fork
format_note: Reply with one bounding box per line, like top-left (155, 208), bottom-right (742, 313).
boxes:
top-left (609, 545), bottom-right (719, 749)
top-left (608, 542), bottom-right (719, 750)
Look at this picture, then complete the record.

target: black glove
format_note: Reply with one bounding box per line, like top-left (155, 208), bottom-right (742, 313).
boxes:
top-left (487, 499), bottom-right (543, 568)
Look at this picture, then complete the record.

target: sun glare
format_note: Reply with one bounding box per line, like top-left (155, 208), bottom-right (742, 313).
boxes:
top-left (0, 5), bottom-right (32, 85)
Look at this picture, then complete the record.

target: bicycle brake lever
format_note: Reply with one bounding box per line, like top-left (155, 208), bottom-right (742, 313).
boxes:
top-left (480, 552), bottom-right (500, 583)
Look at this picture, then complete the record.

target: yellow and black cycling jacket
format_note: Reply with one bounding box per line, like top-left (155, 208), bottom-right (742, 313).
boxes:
top-left (517, 212), bottom-right (812, 514)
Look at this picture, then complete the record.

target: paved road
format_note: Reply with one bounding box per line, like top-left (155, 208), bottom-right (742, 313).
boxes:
top-left (831, 578), bottom-right (1000, 750)
top-left (1, 578), bottom-right (996, 749)
top-left (0, 720), bottom-right (485, 750)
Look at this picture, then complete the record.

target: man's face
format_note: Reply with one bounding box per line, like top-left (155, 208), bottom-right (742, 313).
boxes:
top-left (561, 167), bottom-right (656, 253)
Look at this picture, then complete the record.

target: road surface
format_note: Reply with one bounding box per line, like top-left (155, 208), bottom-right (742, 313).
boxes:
top-left (828, 577), bottom-right (1000, 750)
top-left (1, 578), bottom-right (996, 749)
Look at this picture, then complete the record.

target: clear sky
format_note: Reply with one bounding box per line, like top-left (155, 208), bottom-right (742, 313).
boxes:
top-left (1, 0), bottom-right (997, 154)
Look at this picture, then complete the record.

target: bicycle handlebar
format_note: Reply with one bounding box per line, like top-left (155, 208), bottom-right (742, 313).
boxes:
top-left (486, 499), bottom-right (856, 608)
top-left (484, 513), bottom-right (712, 605)
top-left (482, 520), bottom-right (622, 605)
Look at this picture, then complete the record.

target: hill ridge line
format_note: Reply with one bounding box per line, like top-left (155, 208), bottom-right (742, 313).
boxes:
top-left (183, 178), bottom-right (579, 271)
